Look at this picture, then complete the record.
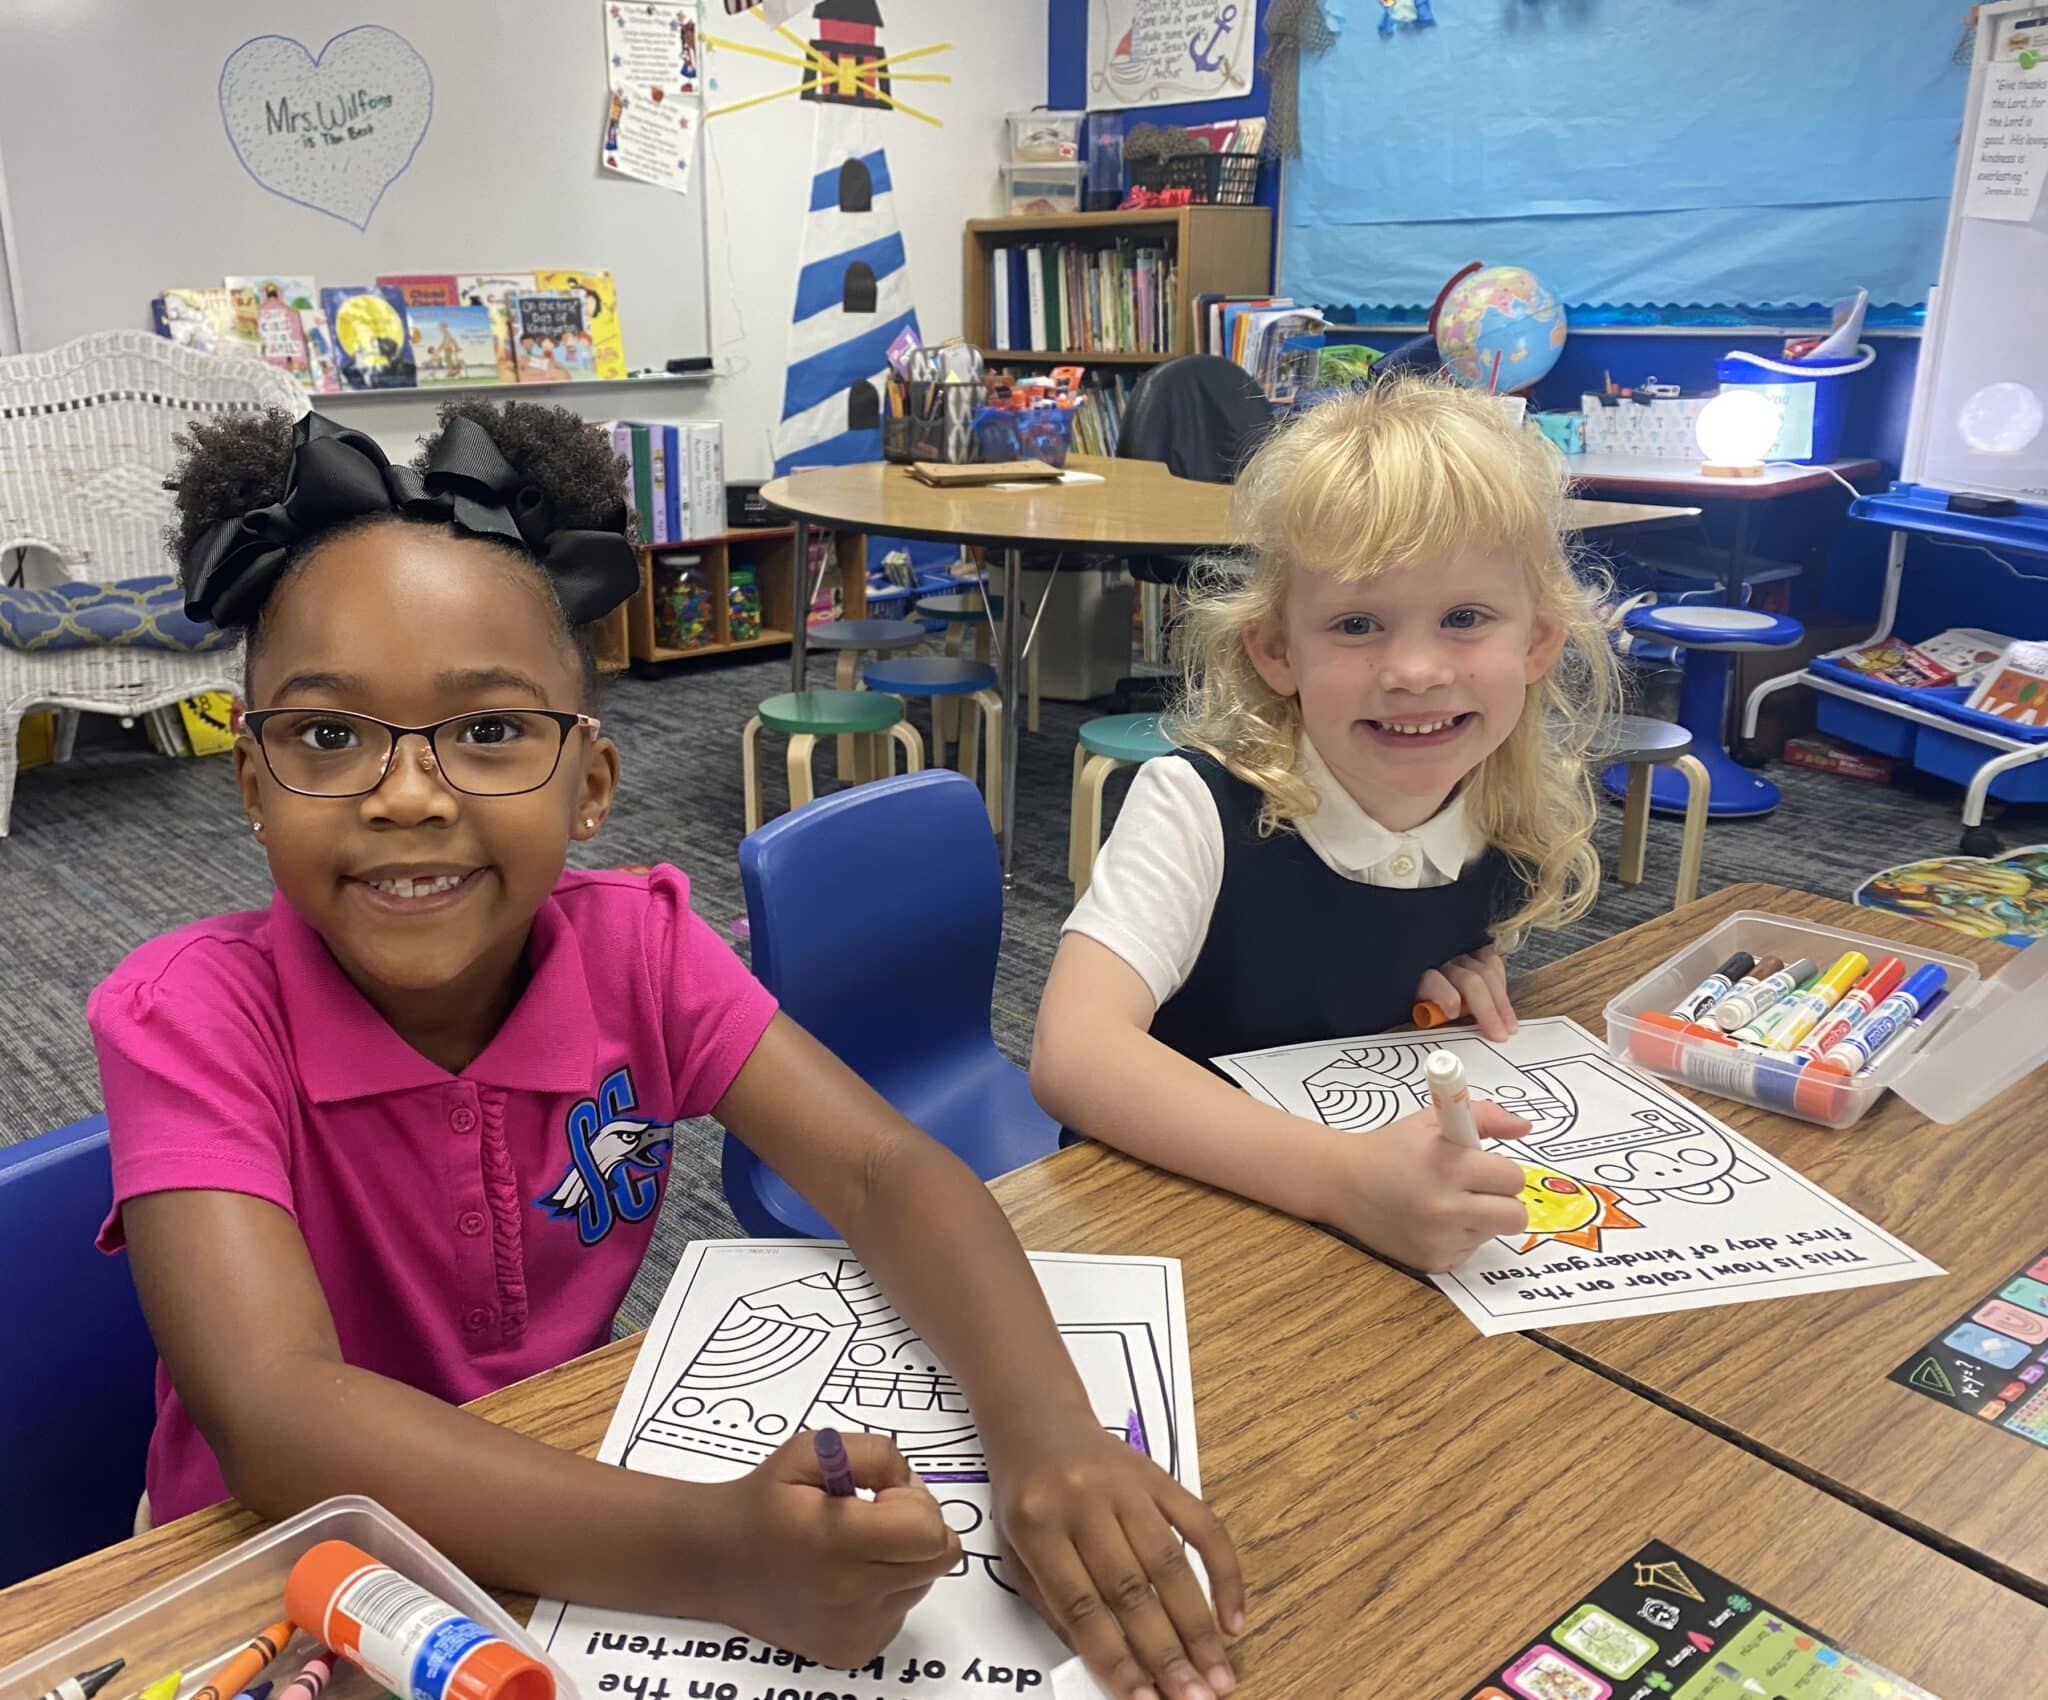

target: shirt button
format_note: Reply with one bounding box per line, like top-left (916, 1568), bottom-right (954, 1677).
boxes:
top-left (458, 1210), bottom-right (486, 1237)
top-left (450, 1105), bottom-right (476, 1133)
top-left (463, 1306), bottom-right (492, 1332)
top-left (1390, 853), bottom-right (1418, 878)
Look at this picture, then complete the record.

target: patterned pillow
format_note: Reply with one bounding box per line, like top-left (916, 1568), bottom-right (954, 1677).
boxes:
top-left (0, 578), bottom-right (236, 653)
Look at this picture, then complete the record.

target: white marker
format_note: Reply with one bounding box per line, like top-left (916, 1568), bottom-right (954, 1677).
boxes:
top-left (1425, 1050), bottom-right (1483, 1148)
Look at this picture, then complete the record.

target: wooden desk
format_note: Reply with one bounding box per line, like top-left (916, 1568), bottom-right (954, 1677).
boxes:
top-left (1569, 454), bottom-right (1884, 502)
top-left (761, 459), bottom-right (1697, 885)
top-left (1510, 881), bottom-right (2048, 1597)
top-left (5, 1142), bottom-right (2043, 1697)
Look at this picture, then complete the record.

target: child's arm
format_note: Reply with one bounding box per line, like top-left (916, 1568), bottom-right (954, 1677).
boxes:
top-left (1032, 933), bottom-right (1533, 1272)
top-left (123, 1189), bottom-right (960, 1668)
top-left (1415, 946), bottom-right (1518, 1039)
top-left (715, 1013), bottom-right (1245, 1700)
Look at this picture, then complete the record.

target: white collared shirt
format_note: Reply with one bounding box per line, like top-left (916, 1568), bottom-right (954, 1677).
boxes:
top-left (1063, 740), bottom-right (1489, 1009)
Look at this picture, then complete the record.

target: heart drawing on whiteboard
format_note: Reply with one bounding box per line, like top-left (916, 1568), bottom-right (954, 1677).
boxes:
top-left (218, 26), bottom-right (433, 230)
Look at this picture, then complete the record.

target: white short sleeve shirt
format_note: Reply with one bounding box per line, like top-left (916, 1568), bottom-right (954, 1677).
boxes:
top-left (1063, 740), bottom-right (1489, 1009)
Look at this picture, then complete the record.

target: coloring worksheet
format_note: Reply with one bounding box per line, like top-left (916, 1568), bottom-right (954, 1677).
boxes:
top-left (1215, 1016), bottom-right (1942, 1335)
top-left (529, 1242), bottom-right (1197, 1698)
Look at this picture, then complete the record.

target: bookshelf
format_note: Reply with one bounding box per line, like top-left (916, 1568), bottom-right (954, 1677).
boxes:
top-left (963, 206), bottom-right (1274, 366)
top-left (616, 525), bottom-right (868, 672)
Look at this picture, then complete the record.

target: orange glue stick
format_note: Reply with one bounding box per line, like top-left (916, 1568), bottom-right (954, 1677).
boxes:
top-left (285, 1542), bottom-right (553, 1700)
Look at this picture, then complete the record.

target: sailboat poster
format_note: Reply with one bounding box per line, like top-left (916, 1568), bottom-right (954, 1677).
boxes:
top-left (1087, 0), bottom-right (1252, 110)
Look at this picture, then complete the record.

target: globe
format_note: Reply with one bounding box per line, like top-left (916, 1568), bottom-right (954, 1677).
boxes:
top-left (1433, 265), bottom-right (1568, 392)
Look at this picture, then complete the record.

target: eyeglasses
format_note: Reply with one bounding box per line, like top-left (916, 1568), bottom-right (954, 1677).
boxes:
top-left (240, 707), bottom-right (601, 799)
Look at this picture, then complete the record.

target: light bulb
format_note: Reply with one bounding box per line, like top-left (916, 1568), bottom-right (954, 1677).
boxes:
top-left (1958, 382), bottom-right (2045, 455)
top-left (1696, 390), bottom-right (1780, 474)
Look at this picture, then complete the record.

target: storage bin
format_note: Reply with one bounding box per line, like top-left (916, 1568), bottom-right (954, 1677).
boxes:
top-left (1714, 346), bottom-right (1874, 465)
top-left (1001, 162), bottom-right (1086, 216)
top-left (0, 1497), bottom-right (580, 1700)
top-left (1126, 151), bottom-right (1259, 206)
top-left (1007, 109), bottom-right (1085, 162)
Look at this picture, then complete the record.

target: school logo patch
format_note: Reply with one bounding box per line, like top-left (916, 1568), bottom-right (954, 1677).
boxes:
top-left (537, 1067), bottom-right (674, 1246)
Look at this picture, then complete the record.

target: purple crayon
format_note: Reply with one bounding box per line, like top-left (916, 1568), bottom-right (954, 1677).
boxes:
top-left (275, 1655), bottom-right (332, 1700)
top-left (813, 1426), bottom-right (857, 1498)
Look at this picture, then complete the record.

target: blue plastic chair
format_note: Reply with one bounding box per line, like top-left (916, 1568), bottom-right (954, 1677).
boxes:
top-left (726, 769), bottom-right (1058, 1237)
top-left (0, 1114), bottom-right (158, 1584)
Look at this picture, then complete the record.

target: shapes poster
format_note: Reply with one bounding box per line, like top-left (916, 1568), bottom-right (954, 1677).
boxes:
top-left (218, 26), bottom-right (433, 230)
top-left (528, 1241), bottom-right (1199, 1699)
top-left (1215, 1017), bottom-right (1942, 1335)
top-left (1087, 0), bottom-right (1253, 110)
top-left (1889, 1243), bottom-right (2048, 1448)
top-left (1463, 1539), bottom-right (1939, 1699)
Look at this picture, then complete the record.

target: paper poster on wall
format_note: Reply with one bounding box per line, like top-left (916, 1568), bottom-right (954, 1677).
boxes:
top-left (218, 26), bottom-right (434, 230)
top-left (601, 85), bottom-right (698, 191)
top-left (1961, 9), bottom-right (2048, 223)
top-left (529, 1241), bottom-right (1199, 1700)
top-left (605, 0), bottom-right (701, 98)
top-left (1215, 1017), bottom-right (1942, 1335)
top-left (600, 0), bottom-right (700, 192)
top-left (1088, 0), bottom-right (1253, 110)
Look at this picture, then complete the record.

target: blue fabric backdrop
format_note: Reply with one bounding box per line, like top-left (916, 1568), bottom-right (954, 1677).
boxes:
top-left (1285, 0), bottom-right (1968, 311)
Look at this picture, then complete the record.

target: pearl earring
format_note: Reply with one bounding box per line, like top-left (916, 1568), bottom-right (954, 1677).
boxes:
top-left (583, 818), bottom-right (597, 831)
top-left (250, 820), bottom-right (263, 835)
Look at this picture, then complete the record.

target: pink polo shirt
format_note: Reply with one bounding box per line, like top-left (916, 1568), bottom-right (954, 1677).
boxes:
top-left (90, 865), bottom-right (777, 1525)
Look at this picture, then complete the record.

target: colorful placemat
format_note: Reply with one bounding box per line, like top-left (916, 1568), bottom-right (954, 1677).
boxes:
top-left (1854, 845), bottom-right (2048, 949)
top-left (1889, 1244), bottom-right (2048, 1449)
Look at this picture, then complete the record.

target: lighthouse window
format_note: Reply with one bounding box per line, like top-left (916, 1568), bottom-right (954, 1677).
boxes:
top-left (842, 261), bottom-right (878, 314)
top-left (847, 380), bottom-right (880, 431)
top-left (837, 157), bottom-right (873, 213)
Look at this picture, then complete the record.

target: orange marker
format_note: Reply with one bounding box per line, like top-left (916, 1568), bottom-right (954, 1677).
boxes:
top-left (190, 1620), bottom-right (294, 1700)
top-left (1413, 999), bottom-right (1450, 1028)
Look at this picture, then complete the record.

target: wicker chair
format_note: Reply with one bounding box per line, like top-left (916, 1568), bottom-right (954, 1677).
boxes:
top-left (0, 331), bottom-right (308, 836)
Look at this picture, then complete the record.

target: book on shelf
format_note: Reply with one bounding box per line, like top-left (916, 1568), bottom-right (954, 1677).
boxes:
top-left (377, 273), bottom-right (462, 307)
top-left (992, 239), bottom-right (1178, 355)
top-left (1966, 641), bottom-right (2048, 726)
top-left (226, 276), bottom-right (318, 386)
top-left (685, 423), bottom-right (724, 542)
top-left (609, 422), bottom-right (657, 543)
top-left (1916, 627), bottom-right (2013, 689)
top-left (321, 284), bottom-right (416, 389)
top-left (508, 291), bottom-right (591, 382)
top-left (160, 287), bottom-right (254, 359)
top-left (1834, 639), bottom-right (1958, 690)
top-left (537, 270), bottom-right (627, 381)
top-left (459, 273), bottom-right (538, 381)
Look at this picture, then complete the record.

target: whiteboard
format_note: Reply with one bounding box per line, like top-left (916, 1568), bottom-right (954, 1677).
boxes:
top-left (1907, 0), bottom-right (2048, 502)
top-left (0, 1), bottom-right (710, 365)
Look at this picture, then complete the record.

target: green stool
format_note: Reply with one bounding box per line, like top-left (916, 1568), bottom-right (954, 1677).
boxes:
top-left (742, 690), bottom-right (923, 833)
top-left (916, 589), bottom-right (1041, 735)
top-left (1070, 713), bottom-right (1178, 899)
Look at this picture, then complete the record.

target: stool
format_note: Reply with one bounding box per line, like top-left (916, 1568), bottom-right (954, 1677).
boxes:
top-left (803, 618), bottom-right (928, 779)
top-left (916, 590), bottom-right (1041, 737)
top-left (1589, 715), bottom-right (1709, 909)
top-left (742, 690), bottom-right (923, 834)
top-left (1070, 713), bottom-right (1178, 900)
top-left (1609, 606), bottom-right (1803, 819)
top-left (861, 655), bottom-right (1004, 830)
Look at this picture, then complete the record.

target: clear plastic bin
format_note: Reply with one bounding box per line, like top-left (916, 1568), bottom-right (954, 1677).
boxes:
top-left (0, 1497), bottom-right (579, 1700)
top-left (1602, 909), bottom-right (1991, 1129)
top-left (1001, 162), bottom-right (1086, 217)
top-left (1007, 109), bottom-right (1085, 162)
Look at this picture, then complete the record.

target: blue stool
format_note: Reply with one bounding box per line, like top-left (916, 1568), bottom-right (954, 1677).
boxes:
top-left (1071, 714), bottom-right (1178, 899)
top-left (862, 654), bottom-right (1004, 829)
top-left (1610, 606), bottom-right (1803, 818)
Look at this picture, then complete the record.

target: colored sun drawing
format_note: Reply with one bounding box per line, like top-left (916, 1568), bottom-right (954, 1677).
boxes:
top-left (1514, 1163), bottom-right (1644, 1253)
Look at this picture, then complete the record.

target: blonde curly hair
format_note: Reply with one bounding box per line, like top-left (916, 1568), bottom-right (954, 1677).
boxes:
top-left (1173, 378), bottom-right (1619, 946)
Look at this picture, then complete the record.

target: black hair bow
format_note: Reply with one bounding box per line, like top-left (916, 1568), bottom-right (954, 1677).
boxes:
top-left (180, 412), bottom-right (638, 629)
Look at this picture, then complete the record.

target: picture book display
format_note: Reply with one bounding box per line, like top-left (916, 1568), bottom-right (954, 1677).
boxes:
top-left (1965, 639), bottom-right (2048, 726)
top-left (159, 286), bottom-right (250, 358)
top-left (1462, 1538), bottom-right (1939, 1699)
top-left (1215, 1017), bottom-right (1941, 1335)
top-left (536, 269), bottom-right (626, 380)
top-left (413, 304), bottom-right (509, 388)
top-left (528, 1241), bottom-right (1199, 1699)
top-left (320, 284), bottom-right (416, 390)
top-left (1889, 1243), bottom-right (2048, 1449)
top-left (508, 290), bottom-right (591, 382)
top-left (226, 275), bottom-right (317, 386)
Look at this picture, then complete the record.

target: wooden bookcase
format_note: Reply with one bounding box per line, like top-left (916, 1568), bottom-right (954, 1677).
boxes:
top-left (962, 206), bottom-right (1274, 367)
top-left (616, 525), bottom-right (869, 671)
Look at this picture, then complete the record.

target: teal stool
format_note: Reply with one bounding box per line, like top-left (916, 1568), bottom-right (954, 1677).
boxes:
top-left (1071, 713), bottom-right (1177, 899)
top-left (742, 690), bottom-right (923, 833)
top-left (916, 589), bottom-right (1041, 735)
top-left (862, 655), bottom-right (1004, 829)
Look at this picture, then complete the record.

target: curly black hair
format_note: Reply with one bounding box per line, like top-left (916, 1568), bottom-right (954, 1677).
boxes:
top-left (164, 398), bottom-right (633, 706)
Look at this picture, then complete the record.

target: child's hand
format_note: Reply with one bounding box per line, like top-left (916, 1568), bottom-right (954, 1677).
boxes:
top-left (713, 1430), bottom-right (963, 1669)
top-left (989, 1422), bottom-right (1245, 1700)
top-left (1332, 1100), bottom-right (1532, 1271)
top-left (1416, 947), bottom-right (1518, 1039)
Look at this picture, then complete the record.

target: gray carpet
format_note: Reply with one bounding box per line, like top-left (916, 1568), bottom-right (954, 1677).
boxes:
top-left (3, 650), bottom-right (2037, 1334)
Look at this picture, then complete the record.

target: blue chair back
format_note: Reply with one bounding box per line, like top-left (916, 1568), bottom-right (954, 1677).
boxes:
top-left (728, 770), bottom-right (1057, 1236)
top-left (0, 1115), bottom-right (158, 1584)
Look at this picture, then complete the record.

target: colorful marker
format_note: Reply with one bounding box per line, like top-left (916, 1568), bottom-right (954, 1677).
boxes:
top-left (813, 1426), bottom-right (857, 1497)
top-left (136, 1674), bottom-right (181, 1700)
top-left (37, 1662), bottom-right (125, 1700)
top-left (273, 1656), bottom-right (331, 1700)
top-left (1733, 966), bottom-right (1820, 1043)
top-left (1794, 956), bottom-right (1905, 1062)
top-left (1412, 999), bottom-right (1450, 1029)
top-left (188, 1622), bottom-right (293, 1700)
top-left (1707, 955), bottom-right (1782, 1027)
top-left (1425, 1049), bottom-right (1482, 1147)
top-left (1656, 1029), bottom-right (1813, 1115)
top-left (1711, 955), bottom-right (1809, 1032)
top-left (1670, 952), bottom-right (1755, 1023)
top-left (1766, 951), bottom-right (1869, 1052)
top-left (1816, 965), bottom-right (1948, 1075)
